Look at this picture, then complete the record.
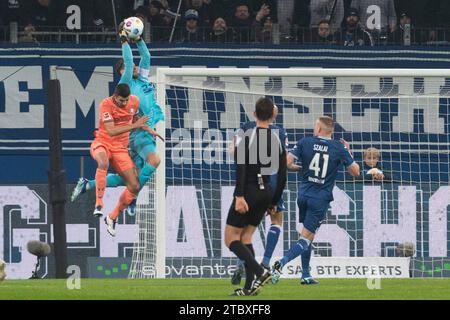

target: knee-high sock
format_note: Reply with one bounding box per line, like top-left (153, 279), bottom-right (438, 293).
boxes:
top-left (244, 244), bottom-right (255, 290)
top-left (88, 174), bottom-right (124, 190)
top-left (138, 163), bottom-right (156, 190)
top-left (95, 168), bottom-right (107, 208)
top-left (229, 240), bottom-right (264, 278)
top-left (262, 224), bottom-right (281, 267)
top-left (301, 244), bottom-right (312, 278)
top-left (109, 188), bottom-right (136, 220)
top-left (280, 237), bottom-right (311, 266)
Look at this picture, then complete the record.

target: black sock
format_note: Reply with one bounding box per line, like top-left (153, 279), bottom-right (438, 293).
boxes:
top-left (229, 240), bottom-right (264, 279)
top-left (244, 244), bottom-right (255, 290)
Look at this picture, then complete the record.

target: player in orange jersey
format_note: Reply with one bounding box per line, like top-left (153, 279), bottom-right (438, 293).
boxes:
top-left (90, 83), bottom-right (149, 236)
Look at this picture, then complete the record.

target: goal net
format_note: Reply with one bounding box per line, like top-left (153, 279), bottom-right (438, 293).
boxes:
top-left (156, 68), bottom-right (450, 279)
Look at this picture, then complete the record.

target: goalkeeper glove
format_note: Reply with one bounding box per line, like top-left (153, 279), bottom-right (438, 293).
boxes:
top-left (118, 21), bottom-right (128, 43)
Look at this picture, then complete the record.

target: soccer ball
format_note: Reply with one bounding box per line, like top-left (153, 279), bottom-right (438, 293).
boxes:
top-left (123, 17), bottom-right (144, 40)
top-left (0, 260), bottom-right (6, 282)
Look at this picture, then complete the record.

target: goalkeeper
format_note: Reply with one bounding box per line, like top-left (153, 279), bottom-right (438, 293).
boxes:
top-left (71, 22), bottom-right (164, 217)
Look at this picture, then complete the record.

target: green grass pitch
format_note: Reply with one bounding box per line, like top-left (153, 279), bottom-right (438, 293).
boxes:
top-left (1, 278), bottom-right (450, 300)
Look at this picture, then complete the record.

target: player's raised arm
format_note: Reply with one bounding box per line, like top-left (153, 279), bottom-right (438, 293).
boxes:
top-left (118, 24), bottom-right (134, 85)
top-left (136, 38), bottom-right (151, 79)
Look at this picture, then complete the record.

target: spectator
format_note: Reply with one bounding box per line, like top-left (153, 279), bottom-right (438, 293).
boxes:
top-left (334, 8), bottom-right (373, 46)
top-left (251, 0), bottom-right (277, 21)
top-left (251, 2), bottom-right (272, 42)
top-left (132, 0), bottom-right (151, 10)
top-left (351, 0), bottom-right (397, 44)
top-left (25, 0), bottom-right (57, 29)
top-left (174, 9), bottom-right (204, 42)
top-left (187, 0), bottom-right (213, 27)
top-left (428, 0), bottom-right (450, 44)
top-left (135, 5), bottom-right (150, 22)
top-left (231, 3), bottom-right (253, 43)
top-left (148, 0), bottom-right (168, 41)
top-left (18, 24), bottom-right (37, 43)
top-left (253, 16), bottom-right (273, 43)
top-left (310, 20), bottom-right (335, 44)
top-left (1, 0), bottom-right (29, 27)
top-left (254, 3), bottom-right (271, 24)
top-left (388, 12), bottom-right (423, 45)
top-left (310, 0), bottom-right (345, 33)
top-left (276, 0), bottom-right (296, 42)
top-left (292, 0), bottom-right (312, 43)
top-left (152, 0), bottom-right (177, 28)
top-left (357, 147), bottom-right (391, 182)
top-left (207, 16), bottom-right (235, 43)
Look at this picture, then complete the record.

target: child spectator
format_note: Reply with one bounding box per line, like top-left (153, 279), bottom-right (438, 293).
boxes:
top-left (360, 147), bottom-right (391, 182)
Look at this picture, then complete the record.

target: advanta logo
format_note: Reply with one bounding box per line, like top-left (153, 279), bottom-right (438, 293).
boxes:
top-left (143, 264), bottom-right (239, 278)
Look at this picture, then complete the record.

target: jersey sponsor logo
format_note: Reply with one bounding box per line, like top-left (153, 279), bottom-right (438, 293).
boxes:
top-left (113, 115), bottom-right (133, 123)
top-left (308, 176), bottom-right (325, 184)
top-left (102, 112), bottom-right (112, 121)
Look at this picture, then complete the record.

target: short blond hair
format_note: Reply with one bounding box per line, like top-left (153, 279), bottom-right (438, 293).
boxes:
top-left (364, 147), bottom-right (380, 159)
top-left (318, 116), bottom-right (334, 133)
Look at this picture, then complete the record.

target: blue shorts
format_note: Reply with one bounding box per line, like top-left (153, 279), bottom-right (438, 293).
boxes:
top-left (297, 195), bottom-right (330, 234)
top-left (129, 129), bottom-right (157, 168)
top-left (270, 175), bottom-right (286, 213)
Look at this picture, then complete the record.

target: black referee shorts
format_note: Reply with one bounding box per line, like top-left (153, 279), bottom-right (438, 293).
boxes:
top-left (226, 184), bottom-right (272, 228)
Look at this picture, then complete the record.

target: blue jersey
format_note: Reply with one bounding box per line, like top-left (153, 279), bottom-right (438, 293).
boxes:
top-left (119, 41), bottom-right (164, 129)
top-left (290, 136), bottom-right (354, 201)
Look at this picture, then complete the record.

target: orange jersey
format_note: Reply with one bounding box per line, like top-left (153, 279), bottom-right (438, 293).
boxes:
top-left (95, 95), bottom-right (139, 150)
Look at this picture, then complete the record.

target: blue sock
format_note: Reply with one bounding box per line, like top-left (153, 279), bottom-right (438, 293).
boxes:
top-left (87, 174), bottom-right (124, 190)
top-left (301, 245), bottom-right (312, 278)
top-left (139, 163), bottom-right (156, 190)
top-left (87, 179), bottom-right (96, 190)
top-left (280, 237), bottom-right (311, 266)
top-left (106, 174), bottom-right (125, 187)
top-left (262, 224), bottom-right (281, 267)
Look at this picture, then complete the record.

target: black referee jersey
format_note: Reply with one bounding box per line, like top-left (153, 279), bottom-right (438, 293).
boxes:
top-left (227, 126), bottom-right (287, 228)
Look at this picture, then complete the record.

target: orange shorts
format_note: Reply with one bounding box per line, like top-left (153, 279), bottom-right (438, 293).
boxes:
top-left (90, 140), bottom-right (135, 174)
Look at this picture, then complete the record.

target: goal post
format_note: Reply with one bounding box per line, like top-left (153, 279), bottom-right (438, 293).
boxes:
top-left (155, 67), bottom-right (450, 279)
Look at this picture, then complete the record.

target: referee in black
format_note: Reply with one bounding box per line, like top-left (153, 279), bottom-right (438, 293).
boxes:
top-left (225, 97), bottom-right (287, 296)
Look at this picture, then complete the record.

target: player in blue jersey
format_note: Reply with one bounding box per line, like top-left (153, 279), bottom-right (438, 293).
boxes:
top-left (271, 116), bottom-right (360, 285)
top-left (71, 23), bottom-right (164, 225)
top-left (230, 106), bottom-right (289, 285)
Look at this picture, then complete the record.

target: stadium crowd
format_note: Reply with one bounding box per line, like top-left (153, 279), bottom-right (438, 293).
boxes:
top-left (1, 0), bottom-right (450, 45)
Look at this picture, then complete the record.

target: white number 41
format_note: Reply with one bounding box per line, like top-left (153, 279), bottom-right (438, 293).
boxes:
top-left (309, 153), bottom-right (329, 178)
